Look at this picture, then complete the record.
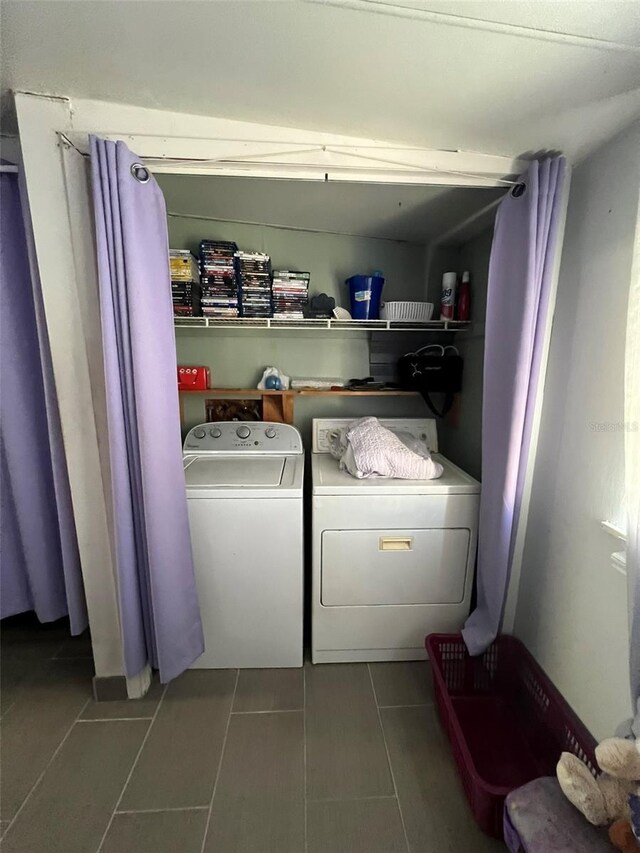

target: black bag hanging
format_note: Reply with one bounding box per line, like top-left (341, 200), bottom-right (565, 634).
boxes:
top-left (397, 345), bottom-right (463, 418)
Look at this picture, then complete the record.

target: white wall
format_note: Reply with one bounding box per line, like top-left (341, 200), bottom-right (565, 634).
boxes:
top-left (436, 229), bottom-right (493, 481)
top-left (166, 214), bottom-right (427, 306)
top-left (169, 212), bottom-right (429, 438)
top-left (514, 121), bottom-right (640, 739)
top-left (177, 329), bottom-right (427, 442)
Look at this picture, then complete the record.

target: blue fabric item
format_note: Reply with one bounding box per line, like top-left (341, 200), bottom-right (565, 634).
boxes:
top-left (0, 173), bottom-right (87, 631)
top-left (462, 157), bottom-right (566, 655)
top-left (90, 136), bottom-right (204, 682)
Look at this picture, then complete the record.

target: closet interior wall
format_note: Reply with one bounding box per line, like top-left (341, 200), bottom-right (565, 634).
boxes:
top-left (430, 227), bottom-right (494, 480)
top-left (156, 173), bottom-right (498, 442)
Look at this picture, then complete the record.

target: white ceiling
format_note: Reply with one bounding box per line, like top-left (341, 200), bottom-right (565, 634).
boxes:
top-left (2, 1), bottom-right (640, 161)
top-left (156, 173), bottom-right (504, 244)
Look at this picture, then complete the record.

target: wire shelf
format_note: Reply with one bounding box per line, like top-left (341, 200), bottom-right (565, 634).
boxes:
top-left (174, 317), bottom-right (470, 332)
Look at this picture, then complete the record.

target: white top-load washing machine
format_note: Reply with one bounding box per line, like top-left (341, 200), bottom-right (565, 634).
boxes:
top-left (311, 418), bottom-right (480, 664)
top-left (183, 421), bottom-right (304, 668)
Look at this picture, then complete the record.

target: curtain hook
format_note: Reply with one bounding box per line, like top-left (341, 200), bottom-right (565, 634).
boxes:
top-left (131, 163), bottom-right (150, 184)
top-left (511, 182), bottom-right (526, 198)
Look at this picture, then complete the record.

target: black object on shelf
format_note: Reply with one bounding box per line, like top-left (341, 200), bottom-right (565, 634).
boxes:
top-left (303, 293), bottom-right (335, 319)
top-left (347, 377), bottom-right (401, 391)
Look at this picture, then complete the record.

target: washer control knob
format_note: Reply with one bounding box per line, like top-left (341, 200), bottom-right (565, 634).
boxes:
top-left (209, 427), bottom-right (222, 438)
top-left (236, 425), bottom-right (251, 439)
top-left (193, 427), bottom-right (206, 439)
top-left (265, 427), bottom-right (277, 439)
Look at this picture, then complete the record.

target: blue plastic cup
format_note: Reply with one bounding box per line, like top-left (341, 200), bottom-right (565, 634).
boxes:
top-left (346, 275), bottom-right (385, 320)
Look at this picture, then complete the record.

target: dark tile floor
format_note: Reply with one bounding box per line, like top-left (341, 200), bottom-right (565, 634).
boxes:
top-left (1, 618), bottom-right (504, 852)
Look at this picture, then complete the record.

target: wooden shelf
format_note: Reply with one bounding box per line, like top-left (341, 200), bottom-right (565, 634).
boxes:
top-left (178, 387), bottom-right (420, 427)
top-left (178, 387), bottom-right (419, 396)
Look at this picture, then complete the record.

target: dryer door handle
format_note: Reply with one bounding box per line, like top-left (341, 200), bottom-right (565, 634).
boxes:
top-left (379, 536), bottom-right (414, 551)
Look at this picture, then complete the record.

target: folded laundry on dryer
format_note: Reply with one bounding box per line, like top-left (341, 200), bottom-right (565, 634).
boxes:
top-left (328, 417), bottom-right (443, 480)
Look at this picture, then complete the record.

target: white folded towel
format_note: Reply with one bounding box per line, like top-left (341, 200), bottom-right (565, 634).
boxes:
top-left (290, 377), bottom-right (345, 389)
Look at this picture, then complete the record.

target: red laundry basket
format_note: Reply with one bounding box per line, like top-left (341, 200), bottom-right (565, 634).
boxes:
top-left (425, 633), bottom-right (597, 839)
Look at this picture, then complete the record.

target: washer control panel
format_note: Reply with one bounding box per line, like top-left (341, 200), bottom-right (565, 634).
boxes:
top-left (183, 422), bottom-right (303, 454)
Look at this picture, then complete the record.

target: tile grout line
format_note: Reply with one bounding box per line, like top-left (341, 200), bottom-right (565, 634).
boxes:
top-left (378, 702), bottom-right (433, 709)
top-left (198, 668), bottom-right (240, 853)
top-left (115, 806), bottom-right (209, 815)
top-left (307, 794), bottom-right (399, 804)
top-left (367, 664), bottom-right (412, 853)
top-left (94, 681), bottom-right (169, 853)
top-left (77, 716), bottom-right (155, 723)
top-left (3, 695), bottom-right (92, 835)
top-left (231, 708), bottom-right (302, 715)
top-left (303, 663), bottom-right (308, 853)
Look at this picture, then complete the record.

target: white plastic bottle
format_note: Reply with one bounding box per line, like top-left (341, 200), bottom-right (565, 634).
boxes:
top-left (440, 272), bottom-right (457, 320)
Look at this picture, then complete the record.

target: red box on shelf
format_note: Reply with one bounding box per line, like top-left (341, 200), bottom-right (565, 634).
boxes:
top-left (177, 366), bottom-right (210, 391)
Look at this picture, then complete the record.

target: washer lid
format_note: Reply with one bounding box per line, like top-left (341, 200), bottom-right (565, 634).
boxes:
top-left (184, 456), bottom-right (285, 488)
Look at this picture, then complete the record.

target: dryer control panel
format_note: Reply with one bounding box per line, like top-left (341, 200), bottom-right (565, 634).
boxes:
top-left (183, 422), bottom-right (303, 455)
top-left (312, 418), bottom-right (439, 454)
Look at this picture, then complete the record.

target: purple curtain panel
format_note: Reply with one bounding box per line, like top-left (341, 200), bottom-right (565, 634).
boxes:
top-left (462, 157), bottom-right (567, 655)
top-left (90, 137), bottom-right (204, 682)
top-left (0, 172), bottom-right (87, 631)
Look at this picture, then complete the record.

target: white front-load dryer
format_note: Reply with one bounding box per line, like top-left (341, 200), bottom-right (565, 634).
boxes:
top-left (311, 418), bottom-right (480, 663)
top-left (183, 421), bottom-right (304, 668)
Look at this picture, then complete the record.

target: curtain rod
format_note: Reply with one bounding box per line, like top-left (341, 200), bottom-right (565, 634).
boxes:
top-left (57, 132), bottom-right (521, 186)
top-left (58, 132), bottom-right (89, 157)
top-left (144, 149), bottom-right (521, 186)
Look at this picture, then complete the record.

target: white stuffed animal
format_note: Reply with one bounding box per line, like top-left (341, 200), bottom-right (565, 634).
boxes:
top-left (557, 737), bottom-right (640, 826)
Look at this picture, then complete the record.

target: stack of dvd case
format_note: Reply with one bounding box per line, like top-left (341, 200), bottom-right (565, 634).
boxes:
top-left (170, 249), bottom-right (199, 282)
top-left (170, 250), bottom-right (201, 317)
top-left (236, 251), bottom-right (272, 318)
top-left (199, 240), bottom-right (240, 318)
top-left (271, 270), bottom-right (310, 319)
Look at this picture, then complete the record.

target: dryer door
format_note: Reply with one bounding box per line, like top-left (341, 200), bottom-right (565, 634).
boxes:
top-left (321, 528), bottom-right (470, 606)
